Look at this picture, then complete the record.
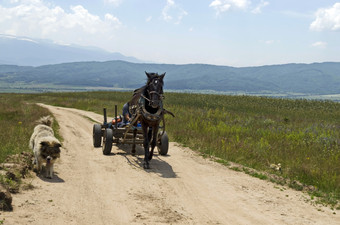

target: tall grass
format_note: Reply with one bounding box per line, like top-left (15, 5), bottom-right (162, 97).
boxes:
top-left (0, 94), bottom-right (59, 162)
top-left (164, 94), bottom-right (340, 197)
top-left (0, 94), bottom-right (44, 162)
top-left (1, 91), bottom-right (339, 205)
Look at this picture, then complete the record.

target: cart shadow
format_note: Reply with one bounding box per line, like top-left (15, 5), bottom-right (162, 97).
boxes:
top-left (115, 144), bottom-right (177, 178)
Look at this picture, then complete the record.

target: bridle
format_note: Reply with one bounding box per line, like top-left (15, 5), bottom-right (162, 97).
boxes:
top-left (137, 77), bottom-right (164, 121)
top-left (141, 78), bottom-right (164, 107)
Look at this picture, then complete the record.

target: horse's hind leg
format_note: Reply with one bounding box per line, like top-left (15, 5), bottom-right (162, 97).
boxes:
top-left (142, 123), bottom-right (150, 169)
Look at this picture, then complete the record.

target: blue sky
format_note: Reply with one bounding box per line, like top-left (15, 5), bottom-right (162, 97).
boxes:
top-left (0, 0), bottom-right (340, 66)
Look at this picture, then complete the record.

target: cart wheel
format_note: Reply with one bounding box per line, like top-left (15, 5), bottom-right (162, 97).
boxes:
top-left (93, 124), bottom-right (102, 147)
top-left (157, 131), bottom-right (169, 156)
top-left (102, 128), bottom-right (113, 155)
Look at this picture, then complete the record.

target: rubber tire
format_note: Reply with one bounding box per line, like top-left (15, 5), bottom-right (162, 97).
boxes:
top-left (93, 124), bottom-right (102, 147)
top-left (158, 131), bottom-right (169, 156)
top-left (102, 128), bottom-right (113, 155)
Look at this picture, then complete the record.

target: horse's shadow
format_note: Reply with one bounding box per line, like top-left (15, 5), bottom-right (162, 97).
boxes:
top-left (115, 144), bottom-right (177, 178)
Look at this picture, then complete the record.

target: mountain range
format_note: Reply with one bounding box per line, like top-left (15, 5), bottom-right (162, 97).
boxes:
top-left (0, 34), bottom-right (142, 66)
top-left (0, 34), bottom-right (340, 96)
top-left (1, 60), bottom-right (340, 95)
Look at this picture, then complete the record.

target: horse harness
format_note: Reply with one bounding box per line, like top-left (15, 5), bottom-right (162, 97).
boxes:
top-left (129, 95), bottom-right (164, 123)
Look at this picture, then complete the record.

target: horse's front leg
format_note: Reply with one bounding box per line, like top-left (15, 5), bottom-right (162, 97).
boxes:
top-left (149, 125), bottom-right (159, 161)
top-left (142, 123), bottom-right (150, 169)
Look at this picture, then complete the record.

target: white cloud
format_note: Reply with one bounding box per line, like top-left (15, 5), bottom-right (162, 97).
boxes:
top-left (251, 0), bottom-right (268, 14)
top-left (310, 3), bottom-right (340, 31)
top-left (281, 10), bottom-right (313, 19)
top-left (104, 0), bottom-right (122, 7)
top-left (0, 1), bottom-right (122, 47)
top-left (259, 39), bottom-right (280, 45)
top-left (209, 0), bottom-right (250, 15)
top-left (162, 0), bottom-right (188, 24)
top-left (146, 16), bottom-right (152, 22)
top-left (311, 41), bottom-right (327, 48)
top-left (105, 13), bottom-right (122, 28)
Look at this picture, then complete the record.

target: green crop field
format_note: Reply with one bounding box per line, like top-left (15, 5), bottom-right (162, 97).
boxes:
top-left (0, 92), bottom-right (339, 207)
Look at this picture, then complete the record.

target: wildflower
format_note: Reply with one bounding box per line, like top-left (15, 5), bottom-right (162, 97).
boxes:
top-left (270, 163), bottom-right (282, 172)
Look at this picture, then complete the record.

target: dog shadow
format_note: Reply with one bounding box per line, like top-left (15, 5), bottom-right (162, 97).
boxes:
top-left (115, 144), bottom-right (177, 178)
top-left (34, 169), bottom-right (65, 183)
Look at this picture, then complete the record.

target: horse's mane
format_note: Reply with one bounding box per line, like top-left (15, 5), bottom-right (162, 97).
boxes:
top-left (129, 85), bottom-right (146, 106)
top-left (128, 73), bottom-right (164, 112)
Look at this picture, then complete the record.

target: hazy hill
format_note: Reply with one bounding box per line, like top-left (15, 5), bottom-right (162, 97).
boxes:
top-left (0, 61), bottom-right (339, 95)
top-left (0, 34), bottom-right (142, 66)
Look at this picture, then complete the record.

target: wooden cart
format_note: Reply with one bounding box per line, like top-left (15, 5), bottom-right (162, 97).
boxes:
top-left (92, 106), bottom-right (169, 156)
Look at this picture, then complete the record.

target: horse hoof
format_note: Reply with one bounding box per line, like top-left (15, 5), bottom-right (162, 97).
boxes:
top-left (143, 163), bottom-right (150, 169)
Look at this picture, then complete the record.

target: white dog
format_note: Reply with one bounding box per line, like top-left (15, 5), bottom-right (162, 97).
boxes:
top-left (29, 116), bottom-right (61, 179)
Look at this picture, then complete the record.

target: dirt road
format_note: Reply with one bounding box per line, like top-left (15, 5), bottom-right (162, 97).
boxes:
top-left (2, 104), bottom-right (339, 224)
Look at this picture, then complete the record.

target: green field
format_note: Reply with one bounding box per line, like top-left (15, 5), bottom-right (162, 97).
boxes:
top-left (0, 92), bottom-right (339, 207)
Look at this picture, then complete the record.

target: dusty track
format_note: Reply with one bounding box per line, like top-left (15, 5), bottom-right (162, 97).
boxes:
top-left (2, 104), bottom-right (339, 224)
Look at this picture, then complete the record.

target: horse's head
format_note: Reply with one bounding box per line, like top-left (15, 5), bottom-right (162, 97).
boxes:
top-left (145, 71), bottom-right (165, 108)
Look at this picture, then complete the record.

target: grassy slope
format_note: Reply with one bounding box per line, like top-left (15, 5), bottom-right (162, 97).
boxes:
top-left (1, 92), bottom-right (339, 206)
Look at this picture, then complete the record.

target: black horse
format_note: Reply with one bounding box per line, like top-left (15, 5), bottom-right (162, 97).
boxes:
top-left (129, 72), bottom-right (167, 169)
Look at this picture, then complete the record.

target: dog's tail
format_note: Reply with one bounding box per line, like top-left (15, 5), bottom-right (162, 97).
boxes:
top-left (36, 115), bottom-right (54, 127)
